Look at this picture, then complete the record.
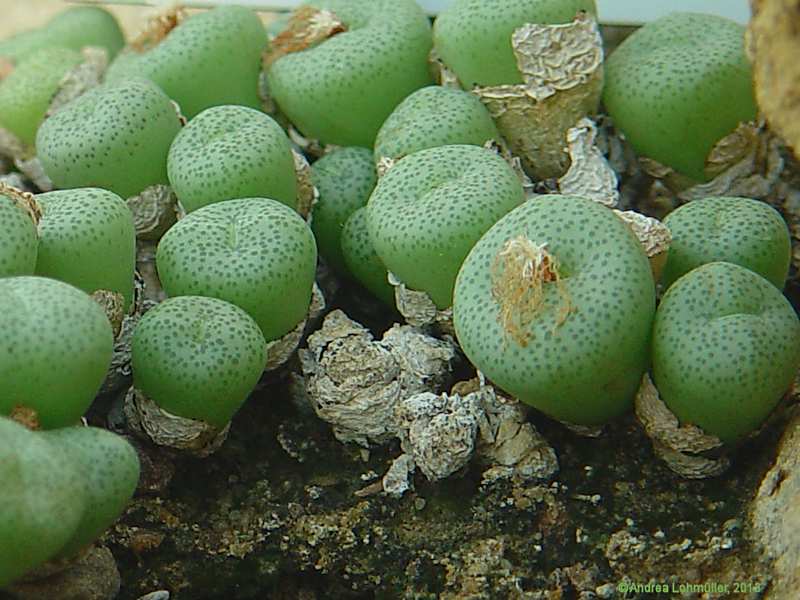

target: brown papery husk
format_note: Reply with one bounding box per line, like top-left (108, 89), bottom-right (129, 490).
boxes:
top-left (262, 6), bottom-right (347, 69)
top-left (490, 235), bottom-right (571, 347)
top-left (129, 6), bottom-right (187, 52)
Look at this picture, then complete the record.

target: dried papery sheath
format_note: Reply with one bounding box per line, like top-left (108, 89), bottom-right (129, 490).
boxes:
top-left (640, 122), bottom-right (784, 202)
top-left (127, 184), bottom-right (178, 241)
top-left (129, 6), bottom-right (187, 52)
top-left (46, 47), bottom-right (108, 118)
top-left (748, 0), bottom-right (800, 163)
top-left (483, 139), bottom-right (535, 197)
top-left (90, 290), bottom-right (125, 339)
top-left (135, 242), bottom-right (165, 305)
top-left (0, 125), bottom-right (27, 160)
top-left (388, 272), bottom-right (454, 335)
top-left (427, 47), bottom-right (460, 89)
top-left (614, 210), bottom-right (671, 282)
top-left (462, 379), bottom-right (559, 482)
top-left (558, 117), bottom-right (619, 207)
top-left (298, 310), bottom-right (456, 447)
top-left (0, 180), bottom-right (41, 225)
top-left (287, 125), bottom-right (328, 159)
top-left (380, 453), bottom-right (416, 498)
top-left (123, 387), bottom-right (230, 457)
top-left (394, 391), bottom-right (482, 481)
top-left (634, 374), bottom-right (729, 479)
top-left (264, 283), bottom-right (325, 371)
top-left (375, 156), bottom-right (397, 179)
top-left (262, 6), bottom-right (346, 69)
top-left (292, 148), bottom-right (317, 220)
top-left (474, 12), bottom-right (603, 180)
top-left (13, 156), bottom-right (52, 191)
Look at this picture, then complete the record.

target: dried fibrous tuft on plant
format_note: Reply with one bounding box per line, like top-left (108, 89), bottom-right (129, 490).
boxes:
top-left (490, 236), bottom-right (570, 347)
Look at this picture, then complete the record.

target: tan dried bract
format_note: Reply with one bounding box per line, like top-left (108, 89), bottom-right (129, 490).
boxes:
top-left (130, 7), bottom-right (187, 52)
top-left (263, 6), bottom-right (347, 69)
top-left (634, 374), bottom-right (729, 479)
top-left (90, 290), bottom-right (125, 338)
top-left (748, 0), bottom-right (800, 162)
top-left (9, 405), bottom-right (40, 430)
top-left (0, 180), bottom-right (41, 226)
top-left (490, 235), bottom-right (571, 346)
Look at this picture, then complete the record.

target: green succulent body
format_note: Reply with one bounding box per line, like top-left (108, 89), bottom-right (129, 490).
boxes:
top-left (0, 277), bottom-right (113, 429)
top-left (653, 262), bottom-right (800, 443)
top-left (41, 426), bottom-right (140, 559)
top-left (432, 0), bottom-right (597, 88)
top-left (131, 296), bottom-right (267, 427)
top-left (156, 198), bottom-right (317, 342)
top-left (0, 47), bottom-right (83, 147)
top-left (0, 7), bottom-right (124, 63)
top-left (0, 418), bottom-right (138, 587)
top-left (367, 144), bottom-right (524, 309)
top-left (36, 188), bottom-right (136, 310)
top-left (168, 105), bottom-right (296, 213)
top-left (453, 195), bottom-right (656, 426)
top-left (603, 13), bottom-right (756, 182)
top-left (36, 77), bottom-right (182, 199)
top-left (106, 6), bottom-right (267, 118)
top-left (0, 417), bottom-right (86, 588)
top-left (267, 0), bottom-right (433, 147)
top-left (374, 85), bottom-right (500, 162)
top-left (661, 196), bottom-right (791, 290)
top-left (340, 207), bottom-right (394, 306)
top-left (0, 194), bottom-right (37, 277)
top-left (310, 146), bottom-right (377, 273)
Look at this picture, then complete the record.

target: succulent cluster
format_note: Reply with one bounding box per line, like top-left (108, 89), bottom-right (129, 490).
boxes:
top-left (1, 0), bottom-right (799, 590)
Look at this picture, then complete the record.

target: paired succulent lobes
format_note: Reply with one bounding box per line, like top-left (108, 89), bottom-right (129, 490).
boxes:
top-left (0, 277), bottom-right (113, 429)
top-left (603, 12), bottom-right (757, 182)
top-left (374, 85), bottom-right (500, 162)
top-left (36, 188), bottom-right (137, 310)
top-left (156, 198), bottom-right (317, 342)
top-left (266, 0), bottom-right (434, 147)
top-left (131, 296), bottom-right (268, 428)
top-left (454, 195), bottom-right (656, 426)
top-left (167, 105), bottom-right (297, 213)
top-left (0, 418), bottom-right (139, 587)
top-left (367, 144), bottom-right (525, 309)
top-left (0, 47), bottom-right (83, 147)
top-left (661, 196), bottom-right (791, 290)
top-left (653, 262), bottom-right (800, 443)
top-left (0, 192), bottom-right (37, 277)
top-left (106, 6), bottom-right (268, 118)
top-left (36, 77), bottom-right (182, 199)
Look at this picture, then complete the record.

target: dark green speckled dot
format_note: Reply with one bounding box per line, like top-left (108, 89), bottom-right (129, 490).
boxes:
top-left (131, 296), bottom-right (268, 427)
top-left (603, 13), bottom-right (756, 181)
top-left (156, 198), bottom-right (317, 341)
top-left (653, 261), bottom-right (800, 443)
top-left (661, 196), bottom-right (791, 290)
